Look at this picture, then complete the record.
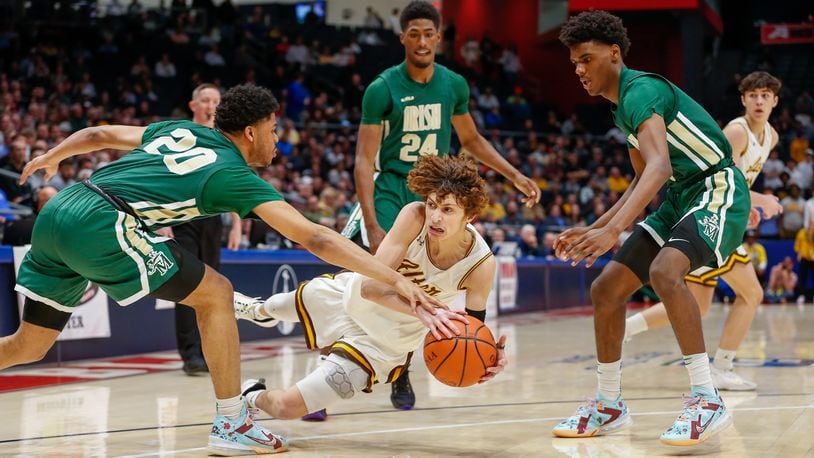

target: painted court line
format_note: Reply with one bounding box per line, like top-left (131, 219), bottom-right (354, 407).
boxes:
top-left (115, 403), bottom-right (814, 458)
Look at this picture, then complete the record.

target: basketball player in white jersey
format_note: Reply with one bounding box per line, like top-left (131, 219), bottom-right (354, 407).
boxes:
top-left (625, 71), bottom-right (783, 390)
top-left (233, 155), bottom-right (508, 419)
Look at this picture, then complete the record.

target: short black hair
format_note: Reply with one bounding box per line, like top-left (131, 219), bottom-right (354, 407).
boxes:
top-left (559, 10), bottom-right (631, 57)
top-left (215, 85), bottom-right (279, 133)
top-left (400, 0), bottom-right (440, 31)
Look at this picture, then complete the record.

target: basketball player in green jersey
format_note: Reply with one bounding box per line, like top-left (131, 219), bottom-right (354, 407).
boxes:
top-left (1, 85), bottom-right (443, 456)
top-left (553, 11), bottom-right (749, 445)
top-left (342, 0), bottom-right (539, 412)
top-left (625, 71), bottom-right (783, 391)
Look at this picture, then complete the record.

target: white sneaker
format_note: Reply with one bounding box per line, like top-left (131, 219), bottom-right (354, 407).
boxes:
top-left (234, 292), bottom-right (279, 328)
top-left (711, 365), bottom-right (756, 391)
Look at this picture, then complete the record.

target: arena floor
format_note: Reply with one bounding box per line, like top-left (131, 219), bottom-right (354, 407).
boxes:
top-left (1, 304), bottom-right (813, 457)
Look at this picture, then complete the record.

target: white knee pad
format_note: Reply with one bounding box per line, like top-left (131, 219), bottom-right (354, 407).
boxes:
top-left (295, 354), bottom-right (369, 413)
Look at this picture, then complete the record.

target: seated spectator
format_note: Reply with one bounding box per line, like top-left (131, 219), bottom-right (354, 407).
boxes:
top-left (743, 229), bottom-right (768, 282)
top-left (490, 227), bottom-right (518, 257)
top-left (3, 186), bottom-right (58, 245)
top-left (517, 224), bottom-right (544, 258)
top-left (765, 256), bottom-right (798, 304)
top-left (48, 159), bottom-right (77, 190)
top-left (795, 221), bottom-right (814, 302)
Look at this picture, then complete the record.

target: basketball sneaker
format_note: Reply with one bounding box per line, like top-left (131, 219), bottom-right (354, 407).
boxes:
top-left (390, 370), bottom-right (415, 410)
top-left (207, 404), bottom-right (287, 456)
top-left (710, 365), bottom-right (756, 391)
top-left (659, 386), bottom-right (732, 446)
top-left (234, 292), bottom-right (278, 328)
top-left (301, 409), bottom-right (328, 421)
top-left (552, 393), bottom-right (631, 438)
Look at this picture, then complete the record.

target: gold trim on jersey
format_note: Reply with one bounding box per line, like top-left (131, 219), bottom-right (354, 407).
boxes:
top-left (386, 351), bottom-right (414, 384)
top-left (330, 341), bottom-right (376, 392)
top-left (294, 281), bottom-right (317, 350)
top-left (457, 252), bottom-right (494, 290)
top-left (684, 250), bottom-right (751, 287)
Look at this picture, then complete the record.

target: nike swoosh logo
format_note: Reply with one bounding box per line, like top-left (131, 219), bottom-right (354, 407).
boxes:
top-left (668, 238), bottom-right (690, 244)
top-left (693, 413), bottom-right (715, 436)
top-left (400, 96), bottom-right (415, 102)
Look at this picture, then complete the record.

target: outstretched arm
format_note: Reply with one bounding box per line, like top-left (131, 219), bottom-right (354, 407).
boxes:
top-left (451, 113), bottom-right (540, 207)
top-left (20, 125), bottom-right (146, 184)
top-left (559, 114), bottom-right (672, 267)
top-left (253, 200), bottom-right (444, 313)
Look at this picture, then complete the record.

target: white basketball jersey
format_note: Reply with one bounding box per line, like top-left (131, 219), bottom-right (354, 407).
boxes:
top-left (728, 116), bottom-right (773, 188)
top-left (343, 224), bottom-right (493, 355)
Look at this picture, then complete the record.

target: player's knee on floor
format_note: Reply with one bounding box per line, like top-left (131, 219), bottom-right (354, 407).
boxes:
top-left (295, 354), bottom-right (369, 414)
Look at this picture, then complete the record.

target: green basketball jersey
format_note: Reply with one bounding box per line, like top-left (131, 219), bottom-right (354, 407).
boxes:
top-left (612, 67), bottom-right (733, 185)
top-left (89, 120), bottom-right (282, 228)
top-left (361, 62), bottom-right (469, 177)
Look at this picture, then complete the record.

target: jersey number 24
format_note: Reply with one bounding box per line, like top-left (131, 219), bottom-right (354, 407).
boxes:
top-left (399, 133), bottom-right (438, 162)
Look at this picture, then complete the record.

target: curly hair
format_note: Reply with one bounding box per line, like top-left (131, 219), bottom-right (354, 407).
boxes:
top-left (215, 85), bottom-right (279, 134)
top-left (739, 71), bottom-right (782, 95)
top-left (559, 10), bottom-right (631, 57)
top-left (400, 0), bottom-right (440, 31)
top-left (407, 155), bottom-right (489, 217)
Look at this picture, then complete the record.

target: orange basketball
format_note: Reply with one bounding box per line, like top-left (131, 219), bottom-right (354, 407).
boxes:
top-left (423, 316), bottom-right (498, 387)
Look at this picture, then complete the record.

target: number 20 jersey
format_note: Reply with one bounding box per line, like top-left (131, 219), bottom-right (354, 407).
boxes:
top-left (360, 62), bottom-right (469, 177)
top-left (88, 120), bottom-right (282, 229)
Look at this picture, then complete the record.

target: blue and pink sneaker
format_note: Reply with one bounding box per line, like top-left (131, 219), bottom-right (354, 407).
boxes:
top-left (660, 386), bottom-right (732, 446)
top-left (208, 404), bottom-right (288, 455)
top-left (552, 393), bottom-right (632, 438)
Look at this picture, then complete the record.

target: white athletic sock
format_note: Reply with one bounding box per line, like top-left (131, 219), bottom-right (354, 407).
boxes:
top-left (263, 295), bottom-right (300, 322)
top-left (625, 313), bottom-right (649, 338)
top-left (216, 395), bottom-right (244, 419)
top-left (244, 390), bottom-right (261, 409)
top-left (713, 348), bottom-right (737, 371)
top-left (597, 360), bottom-right (622, 400)
top-left (683, 353), bottom-right (715, 392)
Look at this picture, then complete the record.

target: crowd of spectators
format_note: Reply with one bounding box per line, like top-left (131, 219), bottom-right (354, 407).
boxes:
top-left (0, 2), bottom-right (813, 258)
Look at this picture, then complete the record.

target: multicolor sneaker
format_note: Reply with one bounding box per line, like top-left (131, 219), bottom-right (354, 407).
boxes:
top-left (301, 409), bottom-right (328, 421)
top-left (711, 365), bottom-right (756, 391)
top-left (241, 378), bottom-right (267, 420)
top-left (207, 405), bottom-right (288, 456)
top-left (552, 393), bottom-right (632, 438)
top-left (660, 386), bottom-right (732, 446)
top-left (234, 292), bottom-right (278, 328)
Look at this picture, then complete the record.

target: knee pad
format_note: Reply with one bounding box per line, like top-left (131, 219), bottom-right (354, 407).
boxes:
top-left (295, 354), bottom-right (369, 413)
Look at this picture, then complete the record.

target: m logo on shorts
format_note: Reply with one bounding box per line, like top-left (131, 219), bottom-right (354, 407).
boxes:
top-left (699, 214), bottom-right (720, 242)
top-left (147, 250), bottom-right (175, 276)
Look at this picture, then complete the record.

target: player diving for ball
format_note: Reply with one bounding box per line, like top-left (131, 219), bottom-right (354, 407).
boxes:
top-left (234, 155), bottom-right (508, 419)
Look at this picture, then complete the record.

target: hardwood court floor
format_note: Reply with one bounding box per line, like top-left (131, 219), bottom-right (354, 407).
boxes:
top-left (1, 304), bottom-right (813, 457)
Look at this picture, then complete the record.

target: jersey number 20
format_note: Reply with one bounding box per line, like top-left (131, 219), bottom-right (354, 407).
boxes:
top-left (144, 128), bottom-right (217, 175)
top-left (399, 133), bottom-right (438, 162)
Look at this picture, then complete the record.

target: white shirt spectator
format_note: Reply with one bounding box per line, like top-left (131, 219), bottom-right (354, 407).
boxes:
top-left (762, 154), bottom-right (786, 190)
top-left (791, 160), bottom-right (813, 190)
top-left (286, 43), bottom-right (310, 66)
top-left (499, 48), bottom-right (521, 74)
top-left (154, 55), bottom-right (176, 78)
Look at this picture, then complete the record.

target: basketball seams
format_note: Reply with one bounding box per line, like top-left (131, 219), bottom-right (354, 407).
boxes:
top-left (422, 317), bottom-right (497, 387)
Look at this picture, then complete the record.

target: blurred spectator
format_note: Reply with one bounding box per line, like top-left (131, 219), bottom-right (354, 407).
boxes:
top-left (490, 227), bottom-right (519, 257)
top-left (780, 184), bottom-right (805, 238)
top-left (48, 159), bottom-right (77, 190)
top-left (765, 256), bottom-right (798, 304)
top-left (795, 221), bottom-right (814, 302)
top-left (517, 224), bottom-right (544, 258)
top-left (0, 136), bottom-right (33, 206)
top-left (2, 185), bottom-right (58, 246)
top-left (762, 149), bottom-right (785, 190)
top-left (363, 6), bottom-right (384, 28)
top-left (743, 229), bottom-right (768, 281)
top-left (385, 8), bottom-right (401, 34)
